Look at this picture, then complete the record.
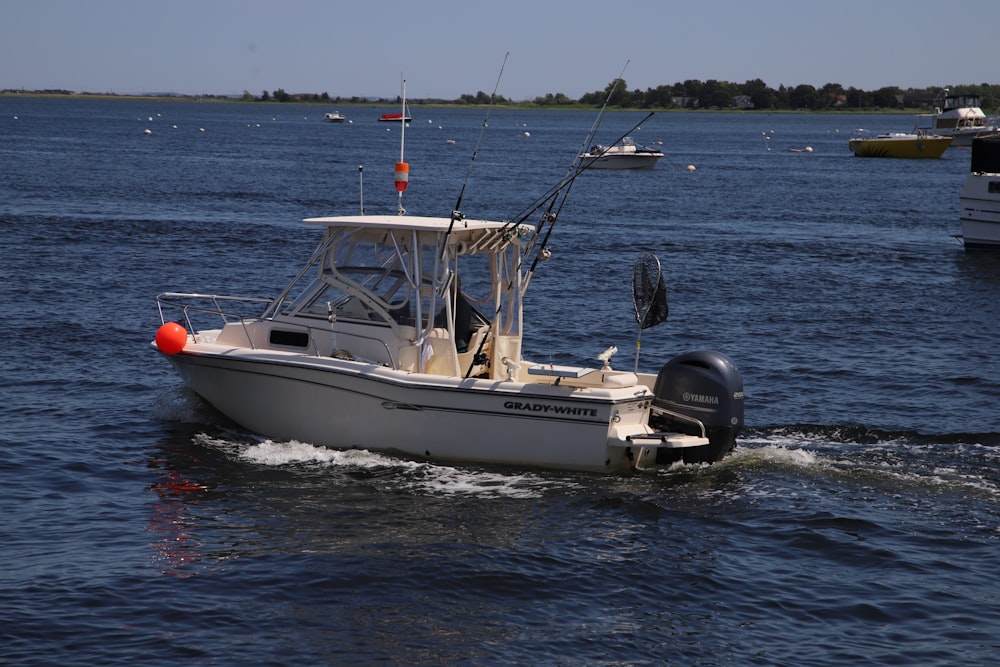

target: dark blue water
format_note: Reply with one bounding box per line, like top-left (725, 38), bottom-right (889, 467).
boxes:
top-left (2, 97), bottom-right (998, 666)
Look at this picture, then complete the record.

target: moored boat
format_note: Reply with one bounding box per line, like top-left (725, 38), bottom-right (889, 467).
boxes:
top-left (323, 112), bottom-right (346, 123)
top-left (959, 133), bottom-right (1000, 250)
top-left (580, 137), bottom-right (663, 170)
top-left (379, 112), bottom-right (411, 122)
top-left (914, 90), bottom-right (997, 147)
top-left (152, 102), bottom-right (743, 474)
top-left (848, 129), bottom-right (952, 159)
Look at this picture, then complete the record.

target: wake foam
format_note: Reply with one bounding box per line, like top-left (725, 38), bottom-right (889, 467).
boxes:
top-left (232, 438), bottom-right (574, 499)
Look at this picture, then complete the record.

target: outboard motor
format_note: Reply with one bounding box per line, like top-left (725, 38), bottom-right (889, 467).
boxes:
top-left (650, 350), bottom-right (744, 464)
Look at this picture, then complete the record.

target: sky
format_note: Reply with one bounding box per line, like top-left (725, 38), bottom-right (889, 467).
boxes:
top-left (3, 0), bottom-right (999, 100)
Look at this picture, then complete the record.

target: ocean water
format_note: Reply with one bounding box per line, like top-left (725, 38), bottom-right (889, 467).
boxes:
top-left (1, 97), bottom-right (998, 666)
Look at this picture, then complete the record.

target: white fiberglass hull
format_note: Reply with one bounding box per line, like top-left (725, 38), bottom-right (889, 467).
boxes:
top-left (585, 154), bottom-right (661, 170)
top-left (940, 128), bottom-right (993, 147)
top-left (960, 219), bottom-right (1000, 249)
top-left (161, 343), bottom-right (680, 473)
top-left (960, 172), bottom-right (1000, 249)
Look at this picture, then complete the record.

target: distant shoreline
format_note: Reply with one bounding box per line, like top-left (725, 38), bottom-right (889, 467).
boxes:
top-left (0, 91), bottom-right (922, 114)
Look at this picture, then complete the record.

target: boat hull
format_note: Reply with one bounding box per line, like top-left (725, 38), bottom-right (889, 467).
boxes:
top-left (161, 344), bottom-right (679, 473)
top-left (938, 129), bottom-right (991, 148)
top-left (959, 139), bottom-right (1000, 249)
top-left (960, 176), bottom-right (1000, 249)
top-left (586, 155), bottom-right (661, 170)
top-left (849, 136), bottom-right (952, 159)
top-left (960, 219), bottom-right (1000, 249)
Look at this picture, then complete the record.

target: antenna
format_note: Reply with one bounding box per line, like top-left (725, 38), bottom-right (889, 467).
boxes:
top-left (393, 78), bottom-right (409, 215)
top-left (358, 165), bottom-right (364, 214)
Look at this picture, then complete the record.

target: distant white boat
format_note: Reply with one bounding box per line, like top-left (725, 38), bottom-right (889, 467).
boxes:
top-left (580, 137), bottom-right (663, 170)
top-left (959, 134), bottom-right (1000, 250)
top-left (914, 90), bottom-right (996, 147)
top-left (323, 112), bottom-right (346, 123)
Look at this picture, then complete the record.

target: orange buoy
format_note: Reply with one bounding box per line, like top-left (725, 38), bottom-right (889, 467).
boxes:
top-left (394, 161), bottom-right (409, 192)
top-left (155, 322), bottom-right (188, 355)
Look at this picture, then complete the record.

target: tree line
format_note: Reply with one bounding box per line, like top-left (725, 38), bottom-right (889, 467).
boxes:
top-left (244, 79), bottom-right (1000, 112)
top-left (9, 79), bottom-right (997, 112)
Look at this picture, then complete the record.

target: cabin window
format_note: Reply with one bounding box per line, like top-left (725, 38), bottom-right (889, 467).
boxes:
top-left (988, 182), bottom-right (1000, 194)
top-left (269, 329), bottom-right (310, 348)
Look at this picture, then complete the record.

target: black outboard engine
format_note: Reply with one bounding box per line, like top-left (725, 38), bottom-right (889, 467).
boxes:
top-left (649, 351), bottom-right (744, 464)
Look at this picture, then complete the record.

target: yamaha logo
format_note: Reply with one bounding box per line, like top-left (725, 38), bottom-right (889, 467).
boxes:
top-left (682, 392), bottom-right (719, 405)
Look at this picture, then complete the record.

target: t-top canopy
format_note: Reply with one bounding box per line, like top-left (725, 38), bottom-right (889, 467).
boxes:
top-left (303, 214), bottom-right (512, 232)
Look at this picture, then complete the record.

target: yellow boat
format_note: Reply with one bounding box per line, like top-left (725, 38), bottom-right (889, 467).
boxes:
top-left (849, 130), bottom-right (952, 159)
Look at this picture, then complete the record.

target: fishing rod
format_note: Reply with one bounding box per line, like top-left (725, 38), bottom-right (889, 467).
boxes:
top-left (500, 112), bottom-right (651, 234)
top-left (496, 61), bottom-right (631, 241)
top-left (430, 53), bottom-right (510, 380)
top-left (463, 68), bottom-right (647, 377)
top-left (502, 61), bottom-right (641, 287)
top-left (519, 110), bottom-right (654, 288)
top-left (461, 118), bottom-right (652, 379)
top-left (442, 52), bottom-right (509, 261)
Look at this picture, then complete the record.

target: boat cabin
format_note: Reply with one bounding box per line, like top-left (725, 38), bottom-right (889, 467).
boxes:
top-left (258, 215), bottom-right (533, 380)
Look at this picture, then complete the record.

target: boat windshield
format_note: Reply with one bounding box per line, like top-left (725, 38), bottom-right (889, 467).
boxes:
top-left (269, 220), bottom-right (525, 371)
top-left (290, 267), bottom-right (413, 324)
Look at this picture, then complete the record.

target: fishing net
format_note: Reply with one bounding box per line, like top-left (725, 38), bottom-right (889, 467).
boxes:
top-left (632, 254), bottom-right (668, 330)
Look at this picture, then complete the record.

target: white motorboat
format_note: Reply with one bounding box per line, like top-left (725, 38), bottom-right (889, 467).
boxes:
top-left (580, 137), bottom-right (663, 170)
top-left (323, 112), bottom-right (346, 123)
top-left (914, 90), bottom-right (996, 147)
top-left (153, 106), bottom-right (743, 474)
top-left (959, 134), bottom-right (1000, 250)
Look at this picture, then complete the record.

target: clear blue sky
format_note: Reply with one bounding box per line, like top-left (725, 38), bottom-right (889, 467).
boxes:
top-left (3, 0), bottom-right (998, 100)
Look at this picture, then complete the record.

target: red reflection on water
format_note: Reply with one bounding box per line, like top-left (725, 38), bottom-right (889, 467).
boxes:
top-left (146, 461), bottom-right (207, 578)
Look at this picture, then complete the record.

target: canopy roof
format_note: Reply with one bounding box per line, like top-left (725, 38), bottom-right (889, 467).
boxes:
top-left (303, 215), bottom-right (512, 232)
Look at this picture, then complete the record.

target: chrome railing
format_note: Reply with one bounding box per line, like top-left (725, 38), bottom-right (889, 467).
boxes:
top-left (156, 292), bottom-right (399, 365)
top-left (156, 292), bottom-right (275, 350)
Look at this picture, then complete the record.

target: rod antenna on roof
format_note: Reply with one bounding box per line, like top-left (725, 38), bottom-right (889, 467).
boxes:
top-left (358, 165), bottom-right (365, 215)
top-left (393, 77), bottom-right (409, 215)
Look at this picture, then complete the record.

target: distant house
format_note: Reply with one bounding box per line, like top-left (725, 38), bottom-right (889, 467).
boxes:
top-left (732, 95), bottom-right (754, 110)
top-left (671, 96), bottom-right (699, 109)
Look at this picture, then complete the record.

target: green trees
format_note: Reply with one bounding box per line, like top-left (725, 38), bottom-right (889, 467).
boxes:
top-left (532, 92), bottom-right (575, 106)
top-left (788, 84), bottom-right (818, 109)
top-left (238, 80), bottom-right (1000, 111)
